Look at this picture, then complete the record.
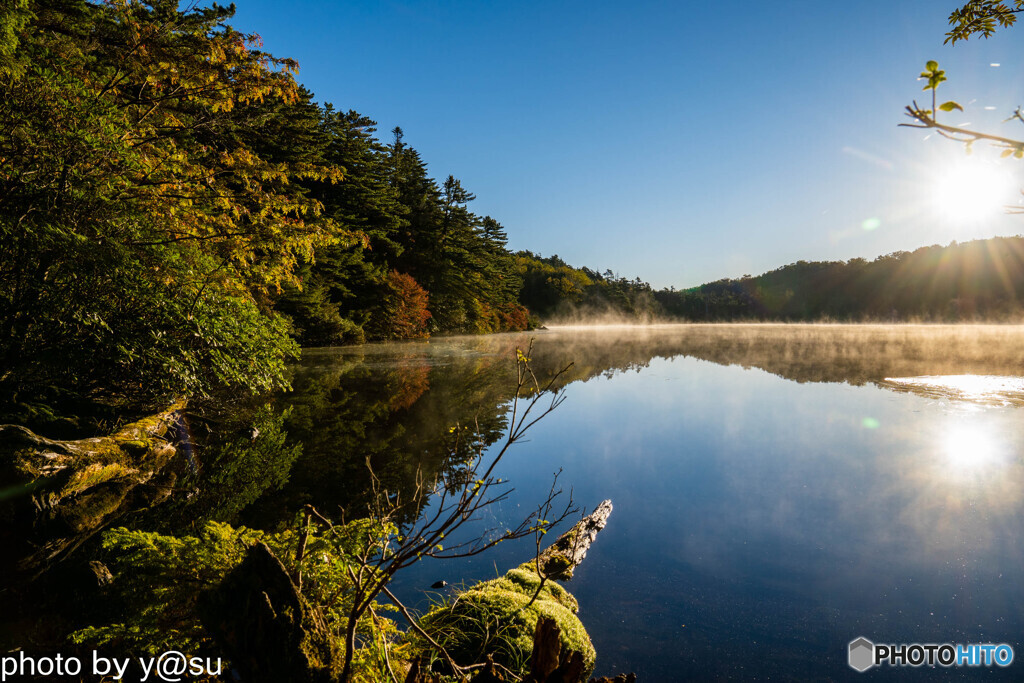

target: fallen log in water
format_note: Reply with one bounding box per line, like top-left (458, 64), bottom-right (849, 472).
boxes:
top-left (0, 401), bottom-right (186, 579)
top-left (411, 500), bottom-right (617, 683)
top-left (534, 499), bottom-right (614, 580)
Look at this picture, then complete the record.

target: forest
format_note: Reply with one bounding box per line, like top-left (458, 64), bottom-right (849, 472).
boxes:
top-left (653, 236), bottom-right (1024, 322)
top-left (521, 237), bottom-right (1024, 324)
top-left (0, 0), bottom-right (531, 431)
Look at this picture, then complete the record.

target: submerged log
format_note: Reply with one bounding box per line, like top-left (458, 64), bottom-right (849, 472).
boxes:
top-left (0, 401), bottom-right (187, 579)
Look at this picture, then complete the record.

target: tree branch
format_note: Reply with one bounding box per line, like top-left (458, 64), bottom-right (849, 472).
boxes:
top-left (901, 101), bottom-right (1024, 151)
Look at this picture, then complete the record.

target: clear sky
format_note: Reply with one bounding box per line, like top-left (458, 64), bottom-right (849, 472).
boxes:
top-left (231, 1), bottom-right (1024, 289)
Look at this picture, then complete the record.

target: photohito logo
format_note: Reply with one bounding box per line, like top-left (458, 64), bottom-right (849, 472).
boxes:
top-left (848, 637), bottom-right (1014, 671)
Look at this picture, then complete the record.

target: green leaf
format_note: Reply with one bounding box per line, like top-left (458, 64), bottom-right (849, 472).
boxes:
top-left (939, 101), bottom-right (963, 112)
top-left (926, 60), bottom-right (939, 71)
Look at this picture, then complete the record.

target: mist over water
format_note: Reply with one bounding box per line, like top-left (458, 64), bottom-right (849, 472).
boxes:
top-left (281, 323), bottom-right (1024, 679)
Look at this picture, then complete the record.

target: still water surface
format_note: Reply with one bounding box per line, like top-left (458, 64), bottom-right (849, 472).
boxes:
top-left (270, 324), bottom-right (1024, 679)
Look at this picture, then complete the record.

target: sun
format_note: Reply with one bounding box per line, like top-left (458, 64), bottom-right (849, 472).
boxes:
top-left (930, 158), bottom-right (1017, 225)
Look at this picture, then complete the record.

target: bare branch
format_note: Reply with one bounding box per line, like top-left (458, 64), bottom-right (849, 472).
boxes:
top-left (902, 101), bottom-right (1024, 151)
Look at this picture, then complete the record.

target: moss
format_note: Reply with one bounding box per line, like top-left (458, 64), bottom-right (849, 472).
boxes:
top-left (58, 462), bottom-right (135, 499)
top-left (521, 550), bottom-right (574, 579)
top-left (502, 567), bottom-right (578, 612)
top-left (413, 567), bottom-right (594, 677)
top-left (118, 439), bottom-right (150, 457)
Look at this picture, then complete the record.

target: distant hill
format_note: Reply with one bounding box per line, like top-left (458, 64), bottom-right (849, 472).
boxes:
top-left (521, 236), bottom-right (1024, 323)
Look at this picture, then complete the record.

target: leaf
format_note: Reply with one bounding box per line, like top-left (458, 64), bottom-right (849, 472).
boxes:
top-left (1002, 148), bottom-right (1014, 158)
top-left (939, 101), bottom-right (963, 112)
top-left (926, 60), bottom-right (939, 71)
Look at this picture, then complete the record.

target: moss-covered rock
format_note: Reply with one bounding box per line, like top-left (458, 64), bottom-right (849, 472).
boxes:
top-left (413, 566), bottom-right (595, 678)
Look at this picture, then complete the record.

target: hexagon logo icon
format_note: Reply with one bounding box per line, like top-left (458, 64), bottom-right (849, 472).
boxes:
top-left (848, 637), bottom-right (875, 672)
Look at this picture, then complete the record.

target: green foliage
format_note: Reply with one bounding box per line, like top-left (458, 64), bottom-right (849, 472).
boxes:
top-left (0, 0), bottom-right (31, 77)
top-left (946, 0), bottom-right (1024, 43)
top-left (70, 519), bottom-right (398, 669)
top-left (70, 522), bottom-right (267, 654)
top-left (918, 60), bottom-right (960, 120)
top-left (921, 60), bottom-right (947, 91)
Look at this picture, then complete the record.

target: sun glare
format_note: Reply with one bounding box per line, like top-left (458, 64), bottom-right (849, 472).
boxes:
top-left (940, 420), bottom-right (1007, 478)
top-left (930, 159), bottom-right (1017, 224)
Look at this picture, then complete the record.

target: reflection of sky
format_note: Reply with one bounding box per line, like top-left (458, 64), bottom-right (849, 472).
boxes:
top-left (392, 354), bottom-right (1024, 679)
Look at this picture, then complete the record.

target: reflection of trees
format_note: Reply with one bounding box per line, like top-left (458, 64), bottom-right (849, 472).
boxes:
top-left (243, 346), bottom-right (518, 528)
top-left (241, 324), bottom-right (1024, 529)
top-left (525, 324), bottom-right (1024, 387)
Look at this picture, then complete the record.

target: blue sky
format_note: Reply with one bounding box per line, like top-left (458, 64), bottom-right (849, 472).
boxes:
top-left (232, 1), bottom-right (1024, 288)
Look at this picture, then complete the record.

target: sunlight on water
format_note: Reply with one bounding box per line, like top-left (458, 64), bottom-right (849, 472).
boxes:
top-left (883, 374), bottom-right (1024, 406)
top-left (940, 420), bottom-right (1008, 475)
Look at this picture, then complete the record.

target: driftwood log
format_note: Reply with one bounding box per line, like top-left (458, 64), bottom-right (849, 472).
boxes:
top-left (535, 499), bottom-right (613, 580)
top-left (403, 499), bottom-right (632, 683)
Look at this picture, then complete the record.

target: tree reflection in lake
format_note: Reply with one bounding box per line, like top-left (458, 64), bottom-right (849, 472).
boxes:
top-left (253, 324), bottom-right (1024, 679)
top-left (240, 323), bottom-right (1024, 533)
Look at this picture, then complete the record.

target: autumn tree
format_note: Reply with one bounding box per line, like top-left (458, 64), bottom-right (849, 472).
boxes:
top-left (0, 0), bottom-right (350, 418)
top-left (368, 270), bottom-right (432, 340)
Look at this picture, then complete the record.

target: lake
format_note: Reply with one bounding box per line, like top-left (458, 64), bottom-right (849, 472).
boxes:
top-left (258, 324), bottom-right (1024, 680)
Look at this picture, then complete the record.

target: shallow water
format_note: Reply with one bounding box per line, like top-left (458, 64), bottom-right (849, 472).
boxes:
top-left (272, 324), bottom-right (1024, 679)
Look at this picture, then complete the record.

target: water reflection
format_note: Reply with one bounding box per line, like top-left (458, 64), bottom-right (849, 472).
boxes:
top-left (883, 374), bottom-right (1024, 406)
top-left (940, 418), bottom-right (1008, 475)
top-left (267, 324), bottom-right (1024, 679)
